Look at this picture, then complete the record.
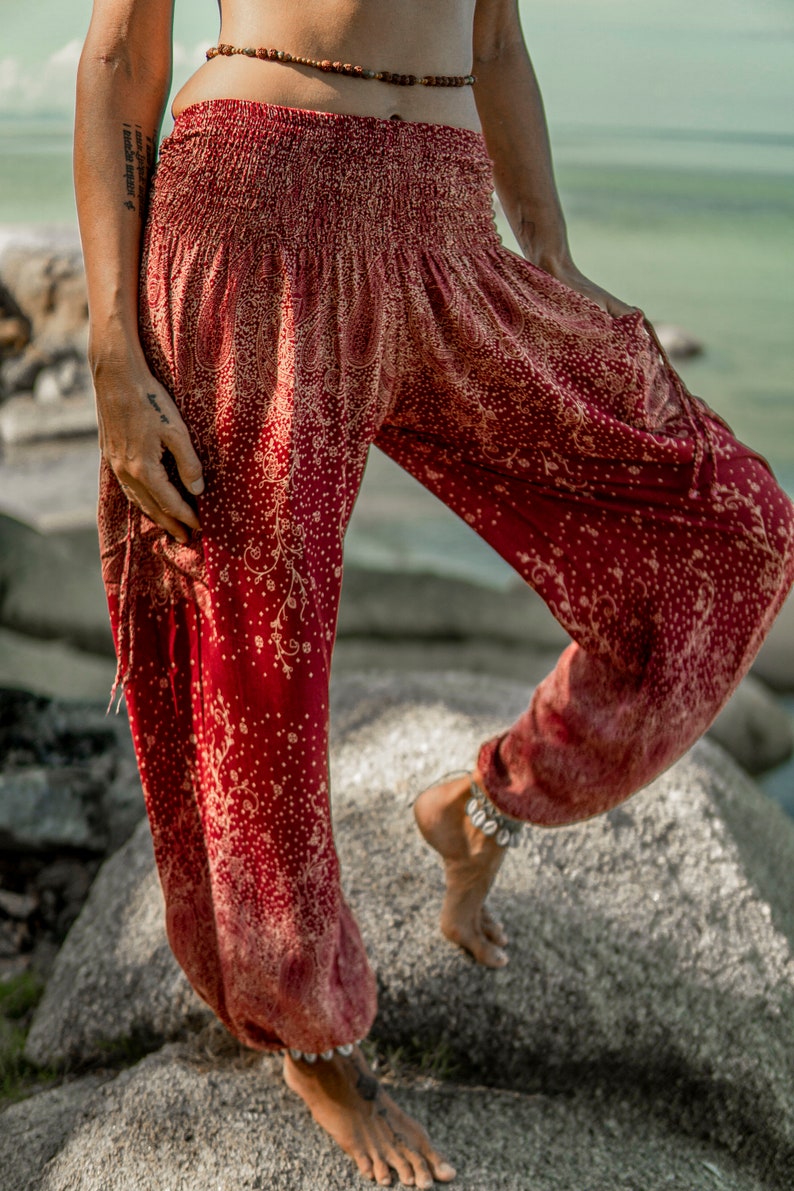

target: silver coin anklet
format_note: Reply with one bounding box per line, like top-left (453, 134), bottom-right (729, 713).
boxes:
top-left (466, 779), bottom-right (523, 848)
top-left (286, 1040), bottom-right (361, 1063)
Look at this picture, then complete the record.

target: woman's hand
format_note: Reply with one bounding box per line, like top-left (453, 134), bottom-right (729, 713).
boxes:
top-left (94, 355), bottom-right (204, 544)
top-left (532, 253), bottom-right (639, 320)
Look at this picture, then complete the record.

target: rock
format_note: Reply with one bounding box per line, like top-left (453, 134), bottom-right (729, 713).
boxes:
top-left (0, 515), bottom-right (112, 654)
top-left (0, 247), bottom-right (88, 372)
top-left (0, 688), bottom-right (144, 855)
top-left (0, 438), bottom-right (101, 532)
top-left (32, 367), bottom-right (63, 405)
top-left (0, 917), bottom-right (28, 958)
top-left (708, 672), bottom-right (793, 774)
top-left (0, 391), bottom-right (97, 446)
top-left (24, 818), bottom-right (210, 1068)
top-left (0, 889), bottom-right (38, 920)
top-left (0, 954), bottom-right (34, 983)
top-left (338, 568), bottom-right (569, 649)
top-left (0, 315), bottom-right (29, 356)
top-left (1, 350), bottom-right (40, 397)
top-left (31, 358), bottom-right (86, 405)
top-left (23, 672), bottom-right (794, 1184)
top-left (753, 590), bottom-right (794, 693)
top-left (0, 1037), bottom-right (761, 1191)
top-left (0, 844), bottom-right (101, 981)
top-left (0, 626), bottom-right (116, 702)
top-left (654, 322), bottom-right (705, 359)
top-left (0, 767), bottom-right (111, 853)
top-left (34, 858), bottom-right (97, 939)
top-left (0, 1075), bottom-right (111, 1189)
top-left (333, 635), bottom-right (565, 688)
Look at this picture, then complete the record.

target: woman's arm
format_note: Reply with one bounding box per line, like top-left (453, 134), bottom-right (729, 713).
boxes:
top-left (472, 0), bottom-right (635, 317)
top-left (75, 0), bottom-right (203, 541)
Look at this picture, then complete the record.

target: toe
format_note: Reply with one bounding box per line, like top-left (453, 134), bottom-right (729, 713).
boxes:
top-left (481, 907), bottom-right (508, 947)
top-left (476, 938), bottom-right (509, 968)
top-left (445, 920), bottom-right (508, 967)
top-left (385, 1146), bottom-right (416, 1186)
top-left (371, 1152), bottom-right (393, 1186)
top-left (354, 1150), bottom-right (377, 1181)
top-left (464, 929), bottom-right (508, 967)
top-left (430, 1157), bottom-right (457, 1183)
top-left (408, 1153), bottom-right (434, 1189)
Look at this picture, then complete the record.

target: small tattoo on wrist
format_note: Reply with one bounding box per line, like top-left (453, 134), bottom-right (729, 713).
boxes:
top-left (147, 392), bottom-right (169, 424)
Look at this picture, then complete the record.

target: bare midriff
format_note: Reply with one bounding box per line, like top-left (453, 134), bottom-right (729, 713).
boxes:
top-left (171, 0), bottom-right (482, 130)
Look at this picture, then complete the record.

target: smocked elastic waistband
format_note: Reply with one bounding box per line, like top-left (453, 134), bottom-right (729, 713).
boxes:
top-left (168, 97), bottom-right (487, 159)
top-left (150, 98), bottom-right (499, 251)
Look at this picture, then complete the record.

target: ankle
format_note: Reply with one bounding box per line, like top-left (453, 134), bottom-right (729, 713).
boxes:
top-left (465, 774), bottom-right (524, 849)
top-left (284, 1039), bottom-right (362, 1067)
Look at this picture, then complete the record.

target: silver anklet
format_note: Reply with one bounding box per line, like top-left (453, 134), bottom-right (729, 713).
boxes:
top-left (466, 779), bottom-right (523, 848)
top-left (286, 1040), bottom-right (362, 1063)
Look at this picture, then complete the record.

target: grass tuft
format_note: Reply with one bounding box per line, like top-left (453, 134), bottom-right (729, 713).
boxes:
top-left (0, 970), bottom-right (59, 1107)
top-left (365, 1035), bottom-right (462, 1084)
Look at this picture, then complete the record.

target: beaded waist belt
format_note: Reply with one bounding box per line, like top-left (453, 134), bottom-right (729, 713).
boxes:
top-left (206, 44), bottom-right (476, 88)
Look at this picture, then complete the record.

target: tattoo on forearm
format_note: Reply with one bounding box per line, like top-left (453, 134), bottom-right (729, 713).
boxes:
top-left (122, 123), bottom-right (156, 217)
top-left (147, 392), bottom-right (169, 424)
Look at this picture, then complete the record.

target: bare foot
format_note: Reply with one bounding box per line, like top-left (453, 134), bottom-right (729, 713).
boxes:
top-left (414, 771), bottom-right (510, 968)
top-left (283, 1047), bottom-right (456, 1187)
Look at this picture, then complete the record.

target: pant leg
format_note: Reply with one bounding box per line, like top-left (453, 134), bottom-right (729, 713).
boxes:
top-left (97, 104), bottom-right (414, 1054)
top-left (375, 241), bottom-right (794, 826)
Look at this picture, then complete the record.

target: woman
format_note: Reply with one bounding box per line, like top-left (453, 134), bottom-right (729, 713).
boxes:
top-left (75, 1), bottom-right (794, 1185)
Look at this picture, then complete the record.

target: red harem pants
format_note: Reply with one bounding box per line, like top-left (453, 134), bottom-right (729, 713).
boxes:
top-left (98, 100), bottom-right (794, 1055)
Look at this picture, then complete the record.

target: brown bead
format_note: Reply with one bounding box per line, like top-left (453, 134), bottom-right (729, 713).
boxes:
top-left (332, 61), bottom-right (343, 72)
top-left (320, 60), bottom-right (332, 71)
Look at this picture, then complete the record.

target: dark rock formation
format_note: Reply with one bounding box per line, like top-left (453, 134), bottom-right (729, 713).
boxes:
top-left (0, 688), bottom-right (142, 856)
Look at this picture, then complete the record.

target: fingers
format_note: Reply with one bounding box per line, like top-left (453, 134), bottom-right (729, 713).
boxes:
top-left (116, 452), bottom-right (202, 541)
top-left (98, 372), bottom-right (205, 542)
top-left (166, 422), bottom-right (205, 497)
top-left (145, 458), bottom-right (202, 531)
